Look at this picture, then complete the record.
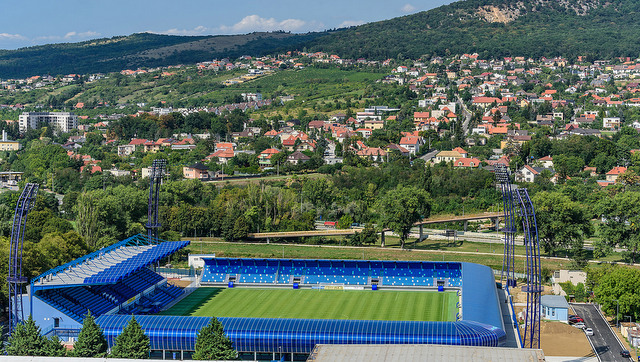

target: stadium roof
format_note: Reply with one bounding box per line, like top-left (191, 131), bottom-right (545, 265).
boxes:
top-left (95, 315), bottom-right (506, 353)
top-left (31, 234), bottom-right (189, 290)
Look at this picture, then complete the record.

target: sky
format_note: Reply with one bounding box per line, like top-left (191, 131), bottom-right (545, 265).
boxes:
top-left (0, 0), bottom-right (457, 50)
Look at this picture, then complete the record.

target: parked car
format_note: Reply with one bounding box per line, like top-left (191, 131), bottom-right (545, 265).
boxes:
top-left (573, 322), bottom-right (586, 329)
top-left (569, 316), bottom-right (584, 324)
top-left (620, 350), bottom-right (631, 358)
top-left (584, 328), bottom-right (593, 336)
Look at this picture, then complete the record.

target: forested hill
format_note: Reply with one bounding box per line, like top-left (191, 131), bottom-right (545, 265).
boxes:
top-left (0, 31), bottom-right (329, 78)
top-left (308, 0), bottom-right (640, 60)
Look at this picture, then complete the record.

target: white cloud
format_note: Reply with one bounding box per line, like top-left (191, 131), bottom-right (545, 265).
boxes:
top-left (0, 33), bottom-right (27, 40)
top-left (338, 20), bottom-right (365, 28)
top-left (220, 15), bottom-right (308, 33)
top-left (161, 26), bottom-right (209, 36)
top-left (64, 31), bottom-right (100, 39)
top-left (401, 4), bottom-right (416, 13)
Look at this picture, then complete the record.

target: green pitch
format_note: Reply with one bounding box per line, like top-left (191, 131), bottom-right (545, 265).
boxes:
top-left (160, 287), bottom-right (458, 322)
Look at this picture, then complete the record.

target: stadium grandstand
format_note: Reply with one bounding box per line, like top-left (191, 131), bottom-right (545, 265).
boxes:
top-left (29, 234), bottom-right (189, 328)
top-left (27, 234), bottom-right (513, 361)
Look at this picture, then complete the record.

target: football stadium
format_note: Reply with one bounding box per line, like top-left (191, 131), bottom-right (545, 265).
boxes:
top-left (25, 233), bottom-right (511, 360)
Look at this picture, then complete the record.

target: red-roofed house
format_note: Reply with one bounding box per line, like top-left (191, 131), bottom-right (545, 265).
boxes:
top-left (414, 112), bottom-right (430, 124)
top-left (399, 136), bottom-right (423, 155)
top-left (538, 156), bottom-right (553, 168)
top-left (206, 148), bottom-right (235, 164)
top-left (452, 147), bottom-right (468, 158)
top-left (606, 166), bottom-right (627, 183)
top-left (259, 148), bottom-right (281, 167)
top-left (472, 97), bottom-right (503, 108)
top-left (80, 164), bottom-right (102, 174)
top-left (454, 158), bottom-right (481, 168)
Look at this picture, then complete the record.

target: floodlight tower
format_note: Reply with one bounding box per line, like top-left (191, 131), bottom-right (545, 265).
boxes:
top-left (7, 183), bottom-right (39, 333)
top-left (514, 189), bottom-right (543, 349)
top-left (495, 165), bottom-right (517, 288)
top-left (146, 159), bottom-right (167, 242)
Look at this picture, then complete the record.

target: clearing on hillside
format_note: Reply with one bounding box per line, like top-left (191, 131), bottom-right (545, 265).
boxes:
top-left (160, 287), bottom-right (458, 322)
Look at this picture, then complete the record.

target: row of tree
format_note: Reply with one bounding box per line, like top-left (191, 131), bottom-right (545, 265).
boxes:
top-left (6, 313), bottom-right (236, 360)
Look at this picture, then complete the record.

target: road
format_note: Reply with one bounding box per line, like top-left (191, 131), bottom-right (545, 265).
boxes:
top-left (571, 303), bottom-right (632, 362)
top-left (457, 95), bottom-right (472, 134)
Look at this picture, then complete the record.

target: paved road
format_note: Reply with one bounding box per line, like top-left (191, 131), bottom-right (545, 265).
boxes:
top-left (571, 303), bottom-right (632, 362)
top-left (456, 95), bottom-right (472, 134)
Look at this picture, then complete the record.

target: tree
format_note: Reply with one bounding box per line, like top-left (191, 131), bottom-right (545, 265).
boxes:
top-left (376, 185), bottom-right (431, 249)
top-left (596, 192), bottom-right (640, 262)
top-left (192, 317), bottom-right (236, 360)
top-left (110, 316), bottom-right (150, 359)
top-left (42, 335), bottom-right (66, 357)
top-left (5, 315), bottom-right (47, 356)
top-left (593, 266), bottom-right (640, 321)
top-left (532, 191), bottom-right (592, 265)
top-left (73, 312), bottom-right (108, 358)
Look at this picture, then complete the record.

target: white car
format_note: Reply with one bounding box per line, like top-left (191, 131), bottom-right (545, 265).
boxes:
top-left (585, 328), bottom-right (594, 336)
top-left (573, 322), bottom-right (586, 329)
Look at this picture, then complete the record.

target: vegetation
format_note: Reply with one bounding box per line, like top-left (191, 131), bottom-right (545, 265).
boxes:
top-left (0, 32), bottom-right (331, 78)
top-left (590, 265), bottom-right (640, 321)
top-left (109, 316), bottom-right (150, 359)
top-left (309, 0), bottom-right (640, 60)
top-left (72, 312), bottom-right (108, 358)
top-left (5, 315), bottom-right (66, 356)
top-left (193, 317), bottom-right (237, 361)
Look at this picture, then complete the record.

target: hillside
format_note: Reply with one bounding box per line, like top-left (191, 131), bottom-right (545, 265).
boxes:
top-left (0, 31), bottom-right (329, 78)
top-left (308, 0), bottom-right (640, 60)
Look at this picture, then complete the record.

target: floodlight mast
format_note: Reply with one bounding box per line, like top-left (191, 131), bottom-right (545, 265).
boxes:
top-left (495, 165), bottom-right (517, 289)
top-left (146, 159), bottom-right (167, 242)
top-left (513, 189), bottom-right (543, 349)
top-left (7, 183), bottom-right (39, 333)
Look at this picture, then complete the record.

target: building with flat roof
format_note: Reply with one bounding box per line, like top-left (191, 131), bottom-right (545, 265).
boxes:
top-left (0, 130), bottom-right (20, 151)
top-left (18, 112), bottom-right (78, 134)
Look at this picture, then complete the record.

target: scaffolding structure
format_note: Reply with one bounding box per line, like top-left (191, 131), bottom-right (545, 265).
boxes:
top-left (7, 183), bottom-right (38, 333)
top-left (146, 159), bottom-right (167, 242)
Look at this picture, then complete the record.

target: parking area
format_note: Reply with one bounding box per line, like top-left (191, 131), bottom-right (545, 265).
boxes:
top-left (571, 303), bottom-right (633, 362)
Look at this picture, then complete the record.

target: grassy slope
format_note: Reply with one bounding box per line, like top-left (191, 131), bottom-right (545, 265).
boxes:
top-left (163, 288), bottom-right (457, 322)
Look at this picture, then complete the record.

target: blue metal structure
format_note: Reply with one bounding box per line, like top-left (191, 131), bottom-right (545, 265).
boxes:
top-left (7, 183), bottom-right (38, 333)
top-left (146, 159), bottom-right (166, 242)
top-left (513, 189), bottom-right (543, 349)
top-left (96, 315), bottom-right (506, 353)
top-left (495, 165), bottom-right (517, 288)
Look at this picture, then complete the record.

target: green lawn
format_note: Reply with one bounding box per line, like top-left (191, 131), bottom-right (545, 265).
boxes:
top-left (161, 287), bottom-right (457, 322)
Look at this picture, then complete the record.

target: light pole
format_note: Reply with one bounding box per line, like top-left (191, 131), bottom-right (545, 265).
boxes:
top-left (616, 299), bottom-right (619, 328)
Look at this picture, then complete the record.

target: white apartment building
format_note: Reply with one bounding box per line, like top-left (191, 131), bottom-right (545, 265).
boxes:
top-left (19, 112), bottom-right (78, 134)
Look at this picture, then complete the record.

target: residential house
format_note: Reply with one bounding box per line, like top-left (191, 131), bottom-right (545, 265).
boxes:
top-left (454, 158), bottom-right (481, 168)
top-left (356, 147), bottom-right (387, 162)
top-left (603, 117), bottom-right (621, 130)
top-left (117, 144), bottom-right (136, 157)
top-left (183, 163), bottom-right (209, 180)
top-left (606, 166), bottom-right (627, 182)
top-left (434, 150), bottom-right (463, 164)
top-left (516, 165), bottom-right (554, 183)
top-left (399, 136), bottom-right (423, 155)
top-left (259, 148), bottom-right (281, 167)
top-left (538, 156), bottom-right (553, 168)
top-left (287, 151), bottom-right (311, 165)
top-left (452, 147), bottom-right (469, 158)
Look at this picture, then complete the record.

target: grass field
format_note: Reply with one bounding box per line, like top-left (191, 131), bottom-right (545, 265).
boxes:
top-left (161, 287), bottom-right (458, 322)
